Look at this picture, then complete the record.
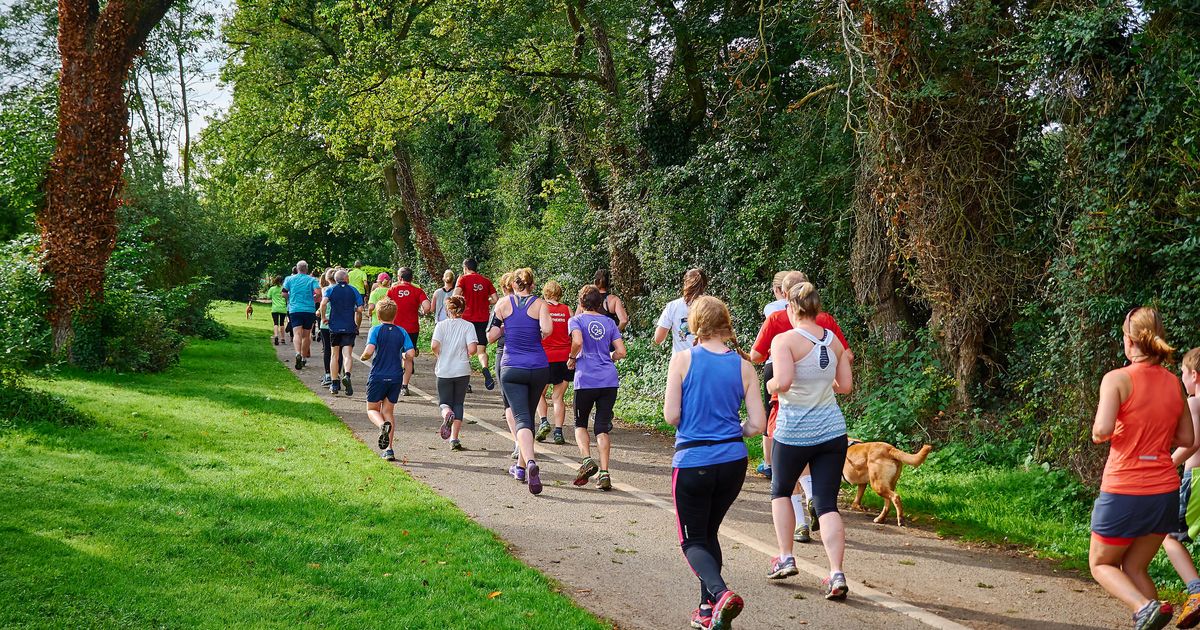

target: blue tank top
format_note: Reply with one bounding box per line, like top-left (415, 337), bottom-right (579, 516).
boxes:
top-left (501, 295), bottom-right (549, 370)
top-left (673, 346), bottom-right (749, 468)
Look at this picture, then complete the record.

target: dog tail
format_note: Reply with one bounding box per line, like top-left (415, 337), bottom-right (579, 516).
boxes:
top-left (889, 444), bottom-right (932, 468)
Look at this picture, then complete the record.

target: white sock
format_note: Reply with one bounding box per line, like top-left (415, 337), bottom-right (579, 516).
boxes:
top-left (800, 475), bottom-right (814, 502)
top-left (780, 554), bottom-right (793, 562)
top-left (792, 494), bottom-right (809, 527)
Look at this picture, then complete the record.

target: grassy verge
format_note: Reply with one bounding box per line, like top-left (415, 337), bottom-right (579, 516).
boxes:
top-left (0, 302), bottom-right (605, 629)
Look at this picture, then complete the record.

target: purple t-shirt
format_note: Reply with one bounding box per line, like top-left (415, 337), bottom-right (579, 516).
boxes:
top-left (568, 313), bottom-right (621, 390)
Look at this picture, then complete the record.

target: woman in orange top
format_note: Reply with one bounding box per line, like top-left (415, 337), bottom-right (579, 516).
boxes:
top-left (1090, 307), bottom-right (1194, 630)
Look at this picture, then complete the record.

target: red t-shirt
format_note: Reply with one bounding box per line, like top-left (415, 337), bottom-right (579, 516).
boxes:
top-left (456, 272), bottom-right (496, 323)
top-left (1101, 362), bottom-right (1185, 495)
top-left (386, 281), bottom-right (427, 335)
top-left (752, 309), bottom-right (850, 363)
top-left (542, 302), bottom-right (572, 362)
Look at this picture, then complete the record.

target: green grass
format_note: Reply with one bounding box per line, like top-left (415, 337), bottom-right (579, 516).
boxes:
top-left (0, 303), bottom-right (606, 629)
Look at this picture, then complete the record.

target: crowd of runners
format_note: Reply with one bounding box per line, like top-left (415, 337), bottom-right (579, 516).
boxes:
top-left (266, 259), bottom-right (1200, 630)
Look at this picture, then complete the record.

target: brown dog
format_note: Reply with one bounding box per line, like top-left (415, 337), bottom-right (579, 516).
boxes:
top-left (245, 300), bottom-right (254, 319)
top-left (843, 441), bottom-right (932, 526)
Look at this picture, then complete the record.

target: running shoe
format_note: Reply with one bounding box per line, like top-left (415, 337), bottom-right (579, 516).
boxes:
top-left (510, 445), bottom-right (520, 459)
top-left (342, 373), bottom-right (353, 396)
top-left (401, 384), bottom-right (410, 397)
top-left (295, 353), bottom-right (303, 370)
top-left (689, 608), bottom-right (713, 629)
top-left (535, 419), bottom-right (551, 442)
top-left (1133, 601), bottom-right (1172, 630)
top-left (574, 457), bottom-right (599, 486)
top-left (756, 462), bottom-right (772, 479)
top-left (596, 471), bottom-right (612, 491)
top-left (378, 421), bottom-right (392, 449)
top-left (767, 556), bottom-right (798, 579)
top-left (320, 374), bottom-right (332, 387)
top-left (450, 439), bottom-right (464, 451)
top-left (381, 448), bottom-right (395, 461)
top-left (273, 337), bottom-right (279, 346)
top-left (439, 406), bottom-right (454, 440)
top-left (808, 501), bottom-right (820, 532)
top-left (483, 368), bottom-right (495, 390)
top-left (710, 590), bottom-right (744, 630)
top-left (553, 428), bottom-right (566, 445)
top-left (467, 383), bottom-right (473, 394)
top-left (794, 526), bottom-right (811, 543)
top-left (527, 460), bottom-right (543, 495)
top-left (330, 384), bottom-right (340, 395)
top-left (509, 464), bottom-right (526, 483)
top-left (1177, 593), bottom-right (1200, 629)
top-left (822, 572), bottom-right (848, 601)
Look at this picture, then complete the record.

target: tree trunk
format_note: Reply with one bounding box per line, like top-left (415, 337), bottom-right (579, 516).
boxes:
top-left (175, 7), bottom-right (191, 190)
top-left (389, 144), bottom-right (446, 281)
top-left (850, 160), bottom-right (911, 343)
top-left (40, 0), bottom-right (175, 353)
top-left (381, 162), bottom-right (413, 259)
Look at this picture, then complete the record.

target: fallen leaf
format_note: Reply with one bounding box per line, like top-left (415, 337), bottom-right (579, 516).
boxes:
top-left (437, 561), bottom-right (447, 565)
top-left (276, 447), bottom-right (286, 452)
top-left (383, 573), bottom-right (392, 577)
top-left (488, 591), bottom-right (502, 599)
top-left (308, 563), bottom-right (320, 569)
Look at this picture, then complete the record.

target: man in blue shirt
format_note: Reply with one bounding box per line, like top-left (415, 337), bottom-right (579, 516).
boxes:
top-left (360, 299), bottom-right (415, 460)
top-left (320, 269), bottom-right (364, 395)
top-left (282, 260), bottom-right (322, 370)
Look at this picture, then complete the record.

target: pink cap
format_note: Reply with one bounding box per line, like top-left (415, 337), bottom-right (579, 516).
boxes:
top-left (377, 272), bottom-right (390, 282)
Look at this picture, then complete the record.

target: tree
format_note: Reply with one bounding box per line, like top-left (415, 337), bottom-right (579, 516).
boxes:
top-left (38, 0), bottom-right (175, 350)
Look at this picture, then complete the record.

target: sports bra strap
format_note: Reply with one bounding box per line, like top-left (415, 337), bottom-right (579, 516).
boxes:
top-left (792, 327), bottom-right (831, 346)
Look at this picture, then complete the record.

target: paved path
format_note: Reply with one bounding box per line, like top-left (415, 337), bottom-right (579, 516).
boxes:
top-left (275, 340), bottom-right (1129, 629)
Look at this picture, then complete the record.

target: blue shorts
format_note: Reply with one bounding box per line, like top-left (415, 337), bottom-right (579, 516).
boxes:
top-left (1171, 470), bottom-right (1197, 542)
top-left (367, 379), bottom-right (402, 404)
top-left (1091, 489), bottom-right (1179, 545)
top-left (289, 311), bottom-right (317, 330)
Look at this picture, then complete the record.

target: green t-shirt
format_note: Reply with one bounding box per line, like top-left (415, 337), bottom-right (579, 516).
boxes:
top-left (267, 285), bottom-right (286, 313)
top-left (368, 286), bottom-right (388, 324)
top-left (348, 268), bottom-right (368, 295)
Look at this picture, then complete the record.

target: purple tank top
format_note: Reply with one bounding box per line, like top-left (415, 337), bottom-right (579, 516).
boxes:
top-left (501, 295), bottom-right (549, 370)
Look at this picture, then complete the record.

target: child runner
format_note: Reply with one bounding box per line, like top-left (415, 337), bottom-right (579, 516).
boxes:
top-left (360, 299), bottom-right (415, 461)
top-left (655, 268), bottom-right (708, 354)
top-left (665, 295), bottom-right (766, 630)
top-left (455, 258), bottom-right (498, 389)
top-left (593, 269), bottom-right (630, 332)
top-left (320, 269), bottom-right (363, 396)
top-left (1090, 307), bottom-right (1192, 630)
top-left (765, 282), bottom-right (853, 602)
top-left (386, 267), bottom-right (430, 397)
top-left (568, 285), bottom-right (626, 490)
top-left (267, 275), bottom-right (287, 346)
top-left (282, 260), bottom-right (321, 369)
top-left (432, 269), bottom-right (455, 323)
top-left (1162, 347), bottom-right (1200, 629)
top-left (367, 272), bottom-right (391, 325)
top-left (431, 296), bottom-right (478, 451)
top-left (489, 267), bottom-right (552, 494)
top-left (536, 280), bottom-right (573, 445)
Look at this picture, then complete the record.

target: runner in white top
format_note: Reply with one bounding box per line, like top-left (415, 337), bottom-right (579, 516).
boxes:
top-left (431, 295), bottom-right (478, 451)
top-left (654, 268), bottom-right (708, 354)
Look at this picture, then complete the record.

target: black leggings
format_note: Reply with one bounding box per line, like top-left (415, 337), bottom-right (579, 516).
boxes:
top-left (761, 363), bottom-right (774, 412)
top-left (769, 435), bottom-right (848, 515)
top-left (673, 457), bottom-right (747, 607)
top-left (437, 375), bottom-right (470, 420)
top-left (320, 329), bottom-right (332, 374)
top-left (574, 387), bottom-right (617, 434)
top-left (500, 366), bottom-right (550, 431)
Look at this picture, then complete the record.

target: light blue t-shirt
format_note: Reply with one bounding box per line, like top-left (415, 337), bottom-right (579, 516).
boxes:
top-left (283, 273), bottom-right (321, 314)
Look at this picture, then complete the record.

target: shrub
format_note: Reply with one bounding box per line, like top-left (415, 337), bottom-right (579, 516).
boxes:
top-left (0, 367), bottom-right (93, 431)
top-left (0, 235), bottom-right (51, 369)
top-left (71, 286), bottom-right (186, 373)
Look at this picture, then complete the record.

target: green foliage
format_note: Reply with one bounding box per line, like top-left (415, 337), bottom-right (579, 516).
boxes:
top-left (0, 85), bottom-right (55, 241)
top-left (0, 367), bottom-right (93, 431)
top-left (0, 235), bottom-right (51, 369)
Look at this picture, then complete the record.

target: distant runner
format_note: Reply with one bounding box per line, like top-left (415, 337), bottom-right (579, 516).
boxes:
top-left (386, 267), bottom-right (430, 398)
top-left (536, 280), bottom-right (572, 445)
top-left (266, 275), bottom-right (286, 346)
top-left (367, 272), bottom-right (391, 325)
top-left (320, 269), bottom-right (363, 396)
top-left (454, 258), bottom-right (498, 390)
top-left (282, 260), bottom-right (321, 370)
top-left (432, 269), bottom-right (455, 323)
top-left (348, 260), bottom-right (369, 297)
top-left (593, 269), bottom-right (629, 332)
top-left (654, 268), bottom-right (708, 354)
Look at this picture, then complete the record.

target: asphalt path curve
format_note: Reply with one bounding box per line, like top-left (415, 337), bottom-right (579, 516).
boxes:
top-left (274, 339), bottom-right (1129, 629)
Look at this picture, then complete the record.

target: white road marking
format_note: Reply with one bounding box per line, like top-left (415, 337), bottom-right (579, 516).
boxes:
top-left (399, 383), bottom-right (971, 630)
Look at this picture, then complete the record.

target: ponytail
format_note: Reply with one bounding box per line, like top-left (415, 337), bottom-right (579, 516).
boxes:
top-left (681, 268), bottom-right (708, 305)
top-left (1125, 306), bottom-right (1175, 364)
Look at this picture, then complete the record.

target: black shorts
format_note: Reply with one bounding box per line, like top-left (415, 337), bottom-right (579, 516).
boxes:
top-left (289, 311), bottom-right (316, 330)
top-left (471, 321), bottom-right (489, 348)
top-left (329, 332), bottom-right (357, 348)
top-left (367, 378), bottom-right (402, 403)
top-left (272, 312), bottom-right (287, 326)
top-left (574, 387), bottom-right (617, 434)
top-left (548, 361), bottom-right (575, 385)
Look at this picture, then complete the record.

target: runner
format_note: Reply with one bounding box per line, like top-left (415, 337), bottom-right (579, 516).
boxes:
top-left (664, 295), bottom-right (766, 630)
top-left (431, 296), bottom-right (478, 451)
top-left (1089, 307), bottom-right (1191, 630)
top-left (536, 280), bottom-right (572, 445)
top-left (493, 273), bottom-right (520, 461)
top-left (320, 269), bottom-right (363, 396)
top-left (266, 275), bottom-right (287, 346)
top-left (489, 267), bottom-right (552, 495)
top-left (754, 271), bottom-right (789, 478)
top-left (317, 269), bottom-right (336, 386)
top-left (455, 258), bottom-right (498, 390)
top-left (655, 268), bottom-right (708, 354)
top-left (567, 284), bottom-right (626, 491)
top-left (1161, 347), bottom-right (1200, 628)
top-left (359, 298), bottom-right (415, 461)
top-left (752, 270), bottom-right (852, 542)
top-left (432, 269), bottom-right (455, 323)
top-left (386, 267), bottom-right (430, 397)
top-left (282, 260), bottom-right (321, 370)
top-left (765, 282), bottom-right (853, 603)
top-left (593, 269), bottom-right (629, 332)
top-left (348, 260), bottom-right (369, 296)
top-left (367, 272), bottom-right (391, 325)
